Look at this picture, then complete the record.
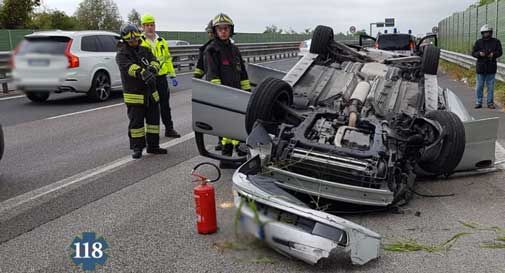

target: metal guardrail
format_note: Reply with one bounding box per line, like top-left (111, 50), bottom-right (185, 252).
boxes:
top-left (0, 51), bottom-right (10, 93)
top-left (440, 49), bottom-right (505, 82)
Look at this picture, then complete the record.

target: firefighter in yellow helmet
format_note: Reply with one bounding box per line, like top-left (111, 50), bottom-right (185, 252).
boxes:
top-left (140, 13), bottom-right (181, 138)
top-left (204, 13), bottom-right (251, 168)
top-left (116, 24), bottom-right (167, 159)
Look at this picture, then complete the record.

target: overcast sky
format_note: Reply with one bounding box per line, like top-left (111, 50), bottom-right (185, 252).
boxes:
top-left (39, 0), bottom-right (476, 35)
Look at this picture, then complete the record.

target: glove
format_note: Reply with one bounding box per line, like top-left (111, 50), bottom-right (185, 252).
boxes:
top-left (147, 65), bottom-right (158, 74)
top-left (171, 77), bottom-right (178, 87)
top-left (141, 69), bottom-right (156, 87)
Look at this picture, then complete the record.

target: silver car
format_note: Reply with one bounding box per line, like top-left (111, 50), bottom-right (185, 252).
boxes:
top-left (192, 25), bottom-right (499, 265)
top-left (12, 31), bottom-right (122, 102)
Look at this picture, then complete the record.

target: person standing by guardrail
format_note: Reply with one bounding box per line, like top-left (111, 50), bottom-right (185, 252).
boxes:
top-left (472, 24), bottom-right (503, 109)
top-left (204, 13), bottom-right (251, 169)
top-left (140, 13), bottom-right (181, 138)
top-left (194, 20), bottom-right (214, 79)
top-left (116, 24), bottom-right (168, 159)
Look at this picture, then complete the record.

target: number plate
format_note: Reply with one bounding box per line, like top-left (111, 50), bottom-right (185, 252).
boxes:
top-left (28, 59), bottom-right (50, 66)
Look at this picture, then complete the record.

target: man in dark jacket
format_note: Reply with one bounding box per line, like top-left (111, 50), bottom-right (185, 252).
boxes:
top-left (194, 20), bottom-right (214, 79)
top-left (204, 13), bottom-right (251, 168)
top-left (116, 24), bottom-right (167, 159)
top-left (472, 24), bottom-right (503, 109)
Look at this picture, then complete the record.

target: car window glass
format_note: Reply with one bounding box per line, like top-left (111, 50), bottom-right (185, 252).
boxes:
top-left (17, 36), bottom-right (70, 55)
top-left (97, 35), bottom-right (117, 52)
top-left (81, 36), bottom-right (98, 52)
top-left (378, 34), bottom-right (411, 50)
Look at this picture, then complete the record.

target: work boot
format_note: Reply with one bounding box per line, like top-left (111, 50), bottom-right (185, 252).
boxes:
top-left (474, 104), bottom-right (482, 109)
top-left (488, 103), bottom-right (496, 109)
top-left (165, 128), bottom-right (181, 138)
top-left (236, 143), bottom-right (248, 157)
top-left (222, 143), bottom-right (234, 157)
top-left (132, 150), bottom-right (143, 159)
top-left (147, 147), bottom-right (168, 154)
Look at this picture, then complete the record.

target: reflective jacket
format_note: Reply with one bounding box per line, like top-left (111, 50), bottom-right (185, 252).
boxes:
top-left (472, 37), bottom-right (503, 74)
top-left (140, 35), bottom-right (176, 78)
top-left (204, 38), bottom-right (250, 91)
top-left (116, 41), bottom-right (160, 105)
top-left (194, 39), bottom-right (213, 78)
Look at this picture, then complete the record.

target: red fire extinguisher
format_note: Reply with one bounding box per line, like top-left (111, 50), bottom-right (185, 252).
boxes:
top-left (191, 162), bottom-right (221, 234)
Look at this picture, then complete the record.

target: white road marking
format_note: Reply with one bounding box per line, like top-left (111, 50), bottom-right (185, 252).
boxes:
top-left (0, 95), bottom-right (25, 101)
top-left (45, 103), bottom-right (124, 120)
top-left (0, 132), bottom-right (195, 215)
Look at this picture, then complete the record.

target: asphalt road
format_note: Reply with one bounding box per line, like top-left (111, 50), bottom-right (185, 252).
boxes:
top-left (0, 58), bottom-right (504, 272)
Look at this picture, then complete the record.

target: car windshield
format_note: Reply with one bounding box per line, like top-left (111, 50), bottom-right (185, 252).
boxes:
top-left (377, 34), bottom-right (411, 50)
top-left (17, 36), bottom-right (70, 55)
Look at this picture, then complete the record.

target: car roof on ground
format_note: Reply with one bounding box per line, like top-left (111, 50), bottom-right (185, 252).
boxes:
top-left (25, 30), bottom-right (119, 38)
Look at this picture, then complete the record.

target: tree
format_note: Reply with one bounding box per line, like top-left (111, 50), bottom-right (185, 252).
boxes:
top-left (75, 0), bottom-right (123, 31)
top-left (30, 9), bottom-right (79, 30)
top-left (263, 24), bottom-right (283, 34)
top-left (127, 9), bottom-right (141, 26)
top-left (0, 0), bottom-right (41, 28)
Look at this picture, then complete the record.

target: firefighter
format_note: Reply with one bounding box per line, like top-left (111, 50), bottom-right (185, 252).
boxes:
top-left (204, 13), bottom-right (251, 168)
top-left (116, 24), bottom-right (167, 159)
top-left (140, 13), bottom-right (181, 138)
top-left (193, 20), bottom-right (214, 79)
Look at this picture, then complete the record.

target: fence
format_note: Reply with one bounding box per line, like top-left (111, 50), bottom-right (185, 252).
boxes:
top-left (438, 1), bottom-right (505, 63)
top-left (0, 29), bottom-right (311, 51)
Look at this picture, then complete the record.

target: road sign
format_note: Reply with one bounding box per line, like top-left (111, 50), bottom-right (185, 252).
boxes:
top-left (349, 26), bottom-right (356, 33)
top-left (376, 22), bottom-right (385, 28)
top-left (385, 18), bottom-right (395, 27)
top-left (432, 26), bottom-right (439, 34)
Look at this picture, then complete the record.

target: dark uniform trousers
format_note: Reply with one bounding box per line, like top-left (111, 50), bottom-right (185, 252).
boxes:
top-left (156, 76), bottom-right (174, 130)
top-left (127, 97), bottom-right (160, 150)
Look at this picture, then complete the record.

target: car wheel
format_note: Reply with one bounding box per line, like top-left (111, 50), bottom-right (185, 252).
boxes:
top-left (310, 25), bottom-right (334, 55)
top-left (245, 77), bottom-right (293, 134)
top-left (0, 124), bottom-right (4, 162)
top-left (26, 92), bottom-right (50, 103)
top-left (418, 110), bottom-right (465, 176)
top-left (422, 46), bottom-right (440, 75)
top-left (88, 71), bottom-right (111, 102)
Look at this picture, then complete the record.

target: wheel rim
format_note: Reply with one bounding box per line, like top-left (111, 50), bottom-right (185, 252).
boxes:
top-left (271, 90), bottom-right (292, 122)
top-left (96, 74), bottom-right (111, 101)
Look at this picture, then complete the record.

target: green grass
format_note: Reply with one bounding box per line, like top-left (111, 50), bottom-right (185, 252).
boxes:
top-left (439, 60), bottom-right (505, 105)
top-left (383, 232), bottom-right (472, 253)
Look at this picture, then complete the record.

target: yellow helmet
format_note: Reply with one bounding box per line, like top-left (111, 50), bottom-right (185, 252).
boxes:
top-left (141, 13), bottom-right (155, 25)
top-left (212, 13), bottom-right (234, 35)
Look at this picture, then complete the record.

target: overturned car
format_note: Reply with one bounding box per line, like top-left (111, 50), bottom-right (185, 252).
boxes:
top-left (192, 25), bottom-right (499, 265)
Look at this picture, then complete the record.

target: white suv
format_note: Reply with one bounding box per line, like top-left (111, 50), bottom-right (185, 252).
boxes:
top-left (12, 30), bottom-right (122, 102)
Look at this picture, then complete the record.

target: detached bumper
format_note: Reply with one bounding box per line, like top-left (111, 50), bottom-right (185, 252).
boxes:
top-left (232, 156), bottom-right (381, 265)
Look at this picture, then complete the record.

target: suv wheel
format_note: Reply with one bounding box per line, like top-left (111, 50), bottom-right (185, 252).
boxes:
top-left (26, 92), bottom-right (50, 103)
top-left (88, 71), bottom-right (111, 102)
top-left (422, 46), bottom-right (441, 75)
top-left (310, 25), bottom-right (334, 55)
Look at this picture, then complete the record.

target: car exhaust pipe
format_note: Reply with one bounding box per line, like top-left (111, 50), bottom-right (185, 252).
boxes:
top-left (348, 81), bottom-right (370, 127)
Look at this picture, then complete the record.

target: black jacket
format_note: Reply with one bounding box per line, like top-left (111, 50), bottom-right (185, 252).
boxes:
top-left (116, 41), bottom-right (159, 103)
top-left (194, 39), bottom-right (213, 78)
top-left (204, 39), bottom-right (250, 90)
top-left (471, 37), bottom-right (503, 74)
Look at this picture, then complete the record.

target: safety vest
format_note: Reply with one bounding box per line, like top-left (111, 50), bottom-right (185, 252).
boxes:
top-left (140, 35), bottom-right (176, 77)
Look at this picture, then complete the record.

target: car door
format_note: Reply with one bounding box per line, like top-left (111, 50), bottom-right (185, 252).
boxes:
top-left (80, 35), bottom-right (107, 85)
top-left (96, 35), bottom-right (121, 89)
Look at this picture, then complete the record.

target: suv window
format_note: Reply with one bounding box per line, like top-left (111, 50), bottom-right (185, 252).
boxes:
top-left (81, 36), bottom-right (98, 52)
top-left (377, 34), bottom-right (412, 50)
top-left (17, 36), bottom-right (70, 55)
top-left (96, 35), bottom-right (118, 52)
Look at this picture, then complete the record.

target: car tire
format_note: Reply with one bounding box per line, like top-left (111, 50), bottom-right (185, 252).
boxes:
top-left (26, 92), bottom-right (50, 103)
top-left (0, 124), bottom-right (4, 162)
top-left (88, 71), bottom-right (111, 102)
top-left (310, 25), bottom-right (334, 55)
top-left (418, 110), bottom-right (465, 176)
top-left (422, 46), bottom-right (440, 75)
top-left (245, 77), bottom-right (293, 134)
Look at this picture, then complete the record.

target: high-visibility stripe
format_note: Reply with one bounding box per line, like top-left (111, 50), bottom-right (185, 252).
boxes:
top-left (152, 91), bottom-right (160, 102)
top-left (240, 79), bottom-right (251, 91)
top-left (128, 64), bottom-right (141, 77)
top-left (211, 78), bottom-right (222, 85)
top-left (194, 68), bottom-right (204, 77)
top-left (130, 127), bottom-right (145, 138)
top-left (124, 93), bottom-right (144, 104)
top-left (146, 124), bottom-right (160, 134)
top-left (221, 137), bottom-right (239, 146)
top-left (150, 61), bottom-right (160, 72)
